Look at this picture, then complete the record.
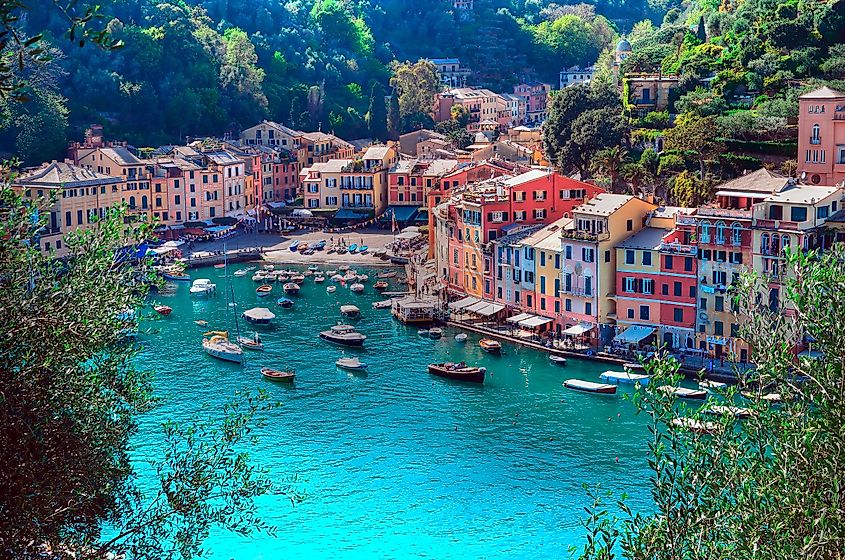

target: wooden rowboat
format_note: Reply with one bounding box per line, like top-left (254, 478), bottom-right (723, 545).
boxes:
top-left (260, 367), bottom-right (295, 382)
top-left (256, 284), bottom-right (273, 297)
top-left (564, 379), bottom-right (617, 394)
top-left (153, 304), bottom-right (172, 316)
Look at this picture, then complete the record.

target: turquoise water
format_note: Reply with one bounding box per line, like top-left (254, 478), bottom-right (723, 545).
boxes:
top-left (135, 264), bottom-right (654, 559)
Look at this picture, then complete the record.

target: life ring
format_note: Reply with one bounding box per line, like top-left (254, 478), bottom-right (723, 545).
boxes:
top-left (586, 350), bottom-right (594, 356)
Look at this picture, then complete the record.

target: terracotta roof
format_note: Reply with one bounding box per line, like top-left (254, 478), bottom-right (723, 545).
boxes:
top-left (715, 168), bottom-right (790, 195)
top-left (16, 161), bottom-right (121, 188)
top-left (799, 86), bottom-right (845, 99)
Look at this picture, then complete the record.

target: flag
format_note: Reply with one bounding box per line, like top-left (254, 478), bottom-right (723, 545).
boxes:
top-left (391, 210), bottom-right (397, 233)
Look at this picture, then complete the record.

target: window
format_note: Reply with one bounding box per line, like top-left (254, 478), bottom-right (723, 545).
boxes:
top-left (674, 282), bottom-right (682, 297)
top-left (791, 207), bottom-right (807, 222)
top-left (639, 305), bottom-right (650, 320)
top-left (673, 308), bottom-right (683, 323)
top-left (714, 321), bottom-right (724, 336)
top-left (817, 205), bottom-right (829, 220)
top-left (582, 248), bottom-right (594, 263)
top-left (731, 323), bottom-right (739, 338)
top-left (626, 219), bottom-right (633, 231)
top-left (584, 276), bottom-right (592, 296)
top-left (627, 308), bottom-right (634, 319)
top-left (700, 223), bottom-right (710, 243)
top-left (689, 286), bottom-right (696, 298)
top-left (565, 298), bottom-right (572, 312)
top-left (642, 251), bottom-right (651, 266)
top-left (626, 250), bottom-right (635, 264)
top-left (540, 276), bottom-right (546, 294)
top-left (642, 278), bottom-right (653, 294)
top-left (700, 297), bottom-right (707, 310)
top-left (662, 283), bottom-right (669, 295)
top-left (623, 277), bottom-right (636, 292)
top-left (585, 302), bottom-right (592, 316)
top-left (554, 254), bottom-right (560, 269)
top-left (715, 221), bottom-right (726, 244)
top-left (811, 123), bottom-right (821, 144)
top-left (604, 250), bottom-right (611, 263)
top-left (715, 296), bottom-right (724, 312)
top-left (665, 255), bottom-right (673, 270)
top-left (731, 223), bottom-right (742, 246)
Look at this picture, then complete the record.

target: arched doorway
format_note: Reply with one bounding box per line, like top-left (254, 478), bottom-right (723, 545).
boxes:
top-left (662, 331), bottom-right (674, 349)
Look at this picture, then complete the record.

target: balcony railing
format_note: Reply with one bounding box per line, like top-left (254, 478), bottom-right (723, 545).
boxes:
top-left (659, 242), bottom-right (696, 255)
top-left (697, 207), bottom-right (752, 219)
top-left (561, 230), bottom-right (610, 242)
top-left (753, 218), bottom-right (800, 230)
top-left (561, 286), bottom-right (592, 297)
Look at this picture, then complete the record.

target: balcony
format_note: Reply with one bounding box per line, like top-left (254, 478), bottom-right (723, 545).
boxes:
top-left (676, 215), bottom-right (698, 226)
top-left (340, 184), bottom-right (374, 191)
top-left (561, 286), bottom-right (592, 297)
top-left (561, 229), bottom-right (610, 242)
top-left (659, 242), bottom-right (696, 255)
top-left (753, 218), bottom-right (799, 230)
top-left (697, 207), bottom-right (752, 219)
top-left (341, 203), bottom-right (373, 209)
top-left (809, 137), bottom-right (821, 145)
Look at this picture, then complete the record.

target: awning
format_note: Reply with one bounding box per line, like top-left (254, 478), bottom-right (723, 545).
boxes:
top-left (562, 324), bottom-right (592, 336)
top-left (614, 325), bottom-right (655, 344)
top-left (464, 300), bottom-right (505, 316)
top-left (715, 190), bottom-right (769, 199)
top-left (334, 209), bottom-right (370, 220)
top-left (385, 206), bottom-right (420, 222)
top-left (395, 230), bottom-right (420, 240)
top-left (519, 316), bottom-right (553, 328)
top-left (449, 296), bottom-right (480, 310)
top-left (506, 312), bottom-right (533, 324)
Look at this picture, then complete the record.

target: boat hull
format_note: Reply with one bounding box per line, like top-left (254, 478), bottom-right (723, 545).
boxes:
top-left (428, 364), bottom-right (485, 384)
top-left (204, 346), bottom-right (243, 364)
top-left (564, 379), bottom-right (617, 394)
top-left (319, 333), bottom-right (365, 347)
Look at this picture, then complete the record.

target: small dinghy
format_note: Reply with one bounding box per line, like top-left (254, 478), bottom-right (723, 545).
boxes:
top-left (261, 367), bottom-right (295, 382)
top-left (347, 244), bottom-right (358, 253)
top-left (671, 417), bottom-right (720, 434)
top-left (549, 355), bottom-right (567, 365)
top-left (283, 282), bottom-right (300, 294)
top-left (289, 241), bottom-right (300, 252)
top-left (372, 300), bottom-right (392, 309)
top-left (657, 386), bottom-right (707, 400)
top-left (701, 405), bottom-right (754, 419)
top-left (377, 271), bottom-right (396, 279)
top-left (374, 280), bottom-right (389, 290)
top-left (428, 327), bottom-right (443, 339)
top-left (214, 263), bottom-right (225, 269)
top-left (238, 333), bottom-right (264, 351)
top-left (455, 333), bottom-right (468, 343)
top-left (563, 379), bottom-right (617, 395)
top-left (327, 285), bottom-right (337, 294)
top-left (428, 362), bottom-right (485, 384)
top-left (479, 339), bottom-right (501, 353)
top-left (338, 265), bottom-right (350, 272)
top-left (153, 304), bottom-right (172, 316)
top-left (277, 297), bottom-right (294, 309)
top-left (336, 357), bottom-right (368, 372)
top-left (314, 275), bottom-right (326, 283)
top-left (194, 320), bottom-right (208, 327)
top-left (350, 283), bottom-right (365, 293)
top-left (600, 370), bottom-right (650, 385)
top-left (699, 379), bottom-right (727, 391)
top-left (358, 245), bottom-right (368, 254)
top-left (256, 284), bottom-right (273, 297)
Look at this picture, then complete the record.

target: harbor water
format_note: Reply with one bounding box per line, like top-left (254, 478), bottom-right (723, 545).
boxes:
top-left (134, 264), bottom-right (654, 559)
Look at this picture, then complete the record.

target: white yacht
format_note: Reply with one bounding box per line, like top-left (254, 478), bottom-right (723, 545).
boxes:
top-left (190, 279), bottom-right (216, 296)
top-left (319, 324), bottom-right (366, 347)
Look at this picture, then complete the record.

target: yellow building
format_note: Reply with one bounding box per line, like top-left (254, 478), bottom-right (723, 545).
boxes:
top-left (525, 218), bottom-right (571, 325)
top-left (76, 146), bottom-right (151, 222)
top-left (14, 161), bottom-right (124, 256)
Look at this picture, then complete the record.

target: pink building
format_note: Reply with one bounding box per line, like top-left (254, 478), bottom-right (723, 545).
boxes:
top-left (513, 82), bottom-right (551, 125)
top-left (797, 86), bottom-right (845, 186)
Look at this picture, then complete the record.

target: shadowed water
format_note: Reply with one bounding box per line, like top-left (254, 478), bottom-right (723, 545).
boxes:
top-left (133, 264), bottom-right (653, 559)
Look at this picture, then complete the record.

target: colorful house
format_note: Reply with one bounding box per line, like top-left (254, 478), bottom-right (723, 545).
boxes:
top-left (796, 86), bottom-right (845, 187)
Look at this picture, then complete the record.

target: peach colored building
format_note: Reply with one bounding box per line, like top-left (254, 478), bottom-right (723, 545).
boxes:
top-left (796, 86), bottom-right (845, 186)
top-left (75, 146), bottom-right (151, 223)
top-left (14, 161), bottom-right (124, 256)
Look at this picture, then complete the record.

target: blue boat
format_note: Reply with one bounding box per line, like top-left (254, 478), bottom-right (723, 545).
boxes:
top-left (347, 244), bottom-right (358, 253)
top-left (277, 297), bottom-right (294, 308)
top-left (289, 240), bottom-right (300, 252)
top-left (314, 240), bottom-right (326, 250)
top-left (358, 245), bottom-right (369, 254)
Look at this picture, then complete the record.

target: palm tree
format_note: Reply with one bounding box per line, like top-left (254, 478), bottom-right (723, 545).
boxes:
top-left (590, 146), bottom-right (629, 193)
top-left (622, 162), bottom-right (651, 196)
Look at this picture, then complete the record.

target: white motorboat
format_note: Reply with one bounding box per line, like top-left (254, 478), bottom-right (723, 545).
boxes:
top-left (600, 370), bottom-right (650, 385)
top-left (327, 285), bottom-right (337, 294)
top-left (372, 299), bottom-right (392, 309)
top-left (283, 282), bottom-right (301, 294)
top-left (340, 305), bottom-right (361, 319)
top-left (549, 355), bottom-right (567, 365)
top-left (336, 357), bottom-right (368, 372)
top-left (319, 324), bottom-right (367, 346)
top-left (252, 272), bottom-right (266, 282)
top-left (234, 266), bottom-right (255, 277)
top-left (428, 327), bottom-right (443, 339)
top-left (350, 283), bottom-right (365, 293)
top-left (242, 307), bottom-right (276, 325)
top-left (202, 334), bottom-right (243, 363)
top-left (564, 379), bottom-right (617, 394)
top-left (455, 333), bottom-right (468, 343)
top-left (190, 279), bottom-right (216, 296)
top-left (418, 329), bottom-right (429, 337)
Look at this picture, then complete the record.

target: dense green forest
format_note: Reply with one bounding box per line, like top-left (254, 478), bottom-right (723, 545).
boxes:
top-left (1, 0), bottom-right (843, 166)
